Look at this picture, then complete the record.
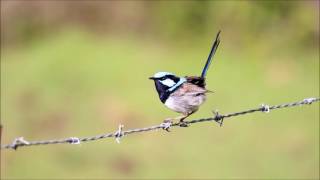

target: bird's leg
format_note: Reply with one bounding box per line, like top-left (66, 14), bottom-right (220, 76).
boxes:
top-left (177, 114), bottom-right (189, 122)
top-left (163, 111), bottom-right (195, 128)
top-left (163, 114), bottom-right (189, 127)
top-left (164, 115), bottom-right (187, 123)
top-left (178, 111), bottom-right (195, 127)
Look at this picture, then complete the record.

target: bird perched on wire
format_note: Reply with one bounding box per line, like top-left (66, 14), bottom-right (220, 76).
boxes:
top-left (149, 31), bottom-right (221, 126)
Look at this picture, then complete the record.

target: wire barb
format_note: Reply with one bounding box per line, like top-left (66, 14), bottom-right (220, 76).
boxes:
top-left (67, 137), bottom-right (81, 145)
top-left (213, 110), bottom-right (224, 127)
top-left (114, 124), bottom-right (124, 144)
top-left (261, 104), bottom-right (270, 113)
top-left (1, 97), bottom-right (319, 150)
top-left (10, 137), bottom-right (30, 150)
top-left (161, 120), bottom-right (173, 132)
top-left (303, 97), bottom-right (317, 105)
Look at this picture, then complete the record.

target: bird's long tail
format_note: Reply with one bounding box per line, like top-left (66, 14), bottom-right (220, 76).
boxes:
top-left (201, 31), bottom-right (221, 78)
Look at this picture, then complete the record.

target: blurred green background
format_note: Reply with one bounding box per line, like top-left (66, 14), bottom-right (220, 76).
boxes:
top-left (1, 1), bottom-right (319, 179)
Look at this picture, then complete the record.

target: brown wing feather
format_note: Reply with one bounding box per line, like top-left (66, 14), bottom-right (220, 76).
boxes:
top-left (186, 76), bottom-right (206, 88)
top-left (172, 82), bottom-right (208, 96)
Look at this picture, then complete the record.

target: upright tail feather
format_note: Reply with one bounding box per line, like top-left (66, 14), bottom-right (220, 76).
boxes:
top-left (201, 31), bottom-right (221, 78)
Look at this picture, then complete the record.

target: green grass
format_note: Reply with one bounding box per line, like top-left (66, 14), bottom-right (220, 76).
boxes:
top-left (1, 29), bottom-right (319, 179)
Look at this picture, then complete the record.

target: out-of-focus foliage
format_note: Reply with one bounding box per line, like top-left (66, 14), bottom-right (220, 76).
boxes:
top-left (2, 1), bottom-right (319, 50)
top-left (1, 1), bottom-right (319, 179)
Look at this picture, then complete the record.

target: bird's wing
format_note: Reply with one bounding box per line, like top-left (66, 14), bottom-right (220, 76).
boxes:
top-left (186, 76), bottom-right (206, 88)
top-left (172, 82), bottom-right (208, 96)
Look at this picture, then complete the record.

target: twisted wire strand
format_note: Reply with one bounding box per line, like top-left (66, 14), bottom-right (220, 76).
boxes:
top-left (1, 97), bottom-right (319, 150)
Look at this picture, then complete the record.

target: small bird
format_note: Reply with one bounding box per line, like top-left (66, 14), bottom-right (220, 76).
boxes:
top-left (149, 31), bottom-right (221, 126)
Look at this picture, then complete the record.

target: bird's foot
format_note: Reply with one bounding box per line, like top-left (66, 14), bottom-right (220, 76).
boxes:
top-left (178, 120), bottom-right (189, 127)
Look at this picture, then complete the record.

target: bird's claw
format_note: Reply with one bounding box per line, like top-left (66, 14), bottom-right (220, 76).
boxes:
top-left (179, 121), bottom-right (189, 127)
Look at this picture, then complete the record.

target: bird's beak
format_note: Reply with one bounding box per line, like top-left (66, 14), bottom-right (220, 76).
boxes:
top-left (149, 77), bottom-right (156, 80)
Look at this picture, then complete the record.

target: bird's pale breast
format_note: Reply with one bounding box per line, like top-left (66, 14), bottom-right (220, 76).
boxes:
top-left (164, 83), bottom-right (207, 114)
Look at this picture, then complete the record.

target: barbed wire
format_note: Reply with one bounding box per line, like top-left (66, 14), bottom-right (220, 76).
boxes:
top-left (1, 97), bottom-right (319, 150)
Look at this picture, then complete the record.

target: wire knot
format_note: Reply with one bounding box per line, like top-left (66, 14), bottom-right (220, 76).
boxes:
top-left (261, 104), bottom-right (270, 113)
top-left (10, 137), bottom-right (30, 150)
top-left (161, 120), bottom-right (172, 132)
top-left (114, 124), bottom-right (124, 144)
top-left (67, 137), bottom-right (81, 144)
top-left (213, 110), bottom-right (224, 127)
top-left (303, 98), bottom-right (316, 105)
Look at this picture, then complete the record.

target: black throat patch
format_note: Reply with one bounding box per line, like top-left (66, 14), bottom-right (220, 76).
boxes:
top-left (152, 74), bottom-right (182, 103)
top-left (154, 80), bottom-right (171, 103)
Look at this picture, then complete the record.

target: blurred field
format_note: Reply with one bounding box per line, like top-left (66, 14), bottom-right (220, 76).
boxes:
top-left (1, 1), bottom-right (319, 179)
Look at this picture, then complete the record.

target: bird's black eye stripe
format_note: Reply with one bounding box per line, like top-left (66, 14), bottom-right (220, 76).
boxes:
top-left (166, 75), bottom-right (179, 83)
top-left (167, 75), bottom-right (175, 79)
top-left (157, 77), bottom-right (166, 81)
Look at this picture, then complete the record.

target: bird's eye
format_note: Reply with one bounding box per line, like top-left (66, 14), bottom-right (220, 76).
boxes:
top-left (160, 77), bottom-right (166, 80)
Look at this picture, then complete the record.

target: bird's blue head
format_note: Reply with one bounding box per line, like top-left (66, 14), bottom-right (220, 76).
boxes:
top-left (149, 71), bottom-right (186, 103)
